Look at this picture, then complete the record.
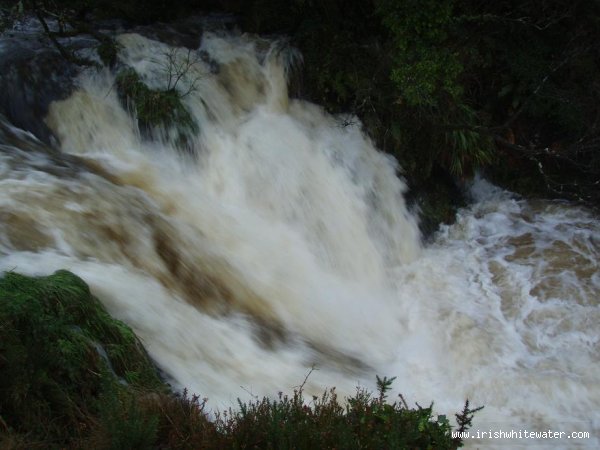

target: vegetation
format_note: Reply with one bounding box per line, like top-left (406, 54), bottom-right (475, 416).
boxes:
top-left (2, 3), bottom-right (200, 147)
top-left (0, 270), bottom-right (164, 447)
top-left (216, 375), bottom-right (481, 449)
top-left (115, 67), bottom-right (198, 148)
top-left (237, 0), bottom-right (600, 216)
top-left (3, 0), bottom-right (598, 224)
top-left (0, 270), bottom-right (480, 448)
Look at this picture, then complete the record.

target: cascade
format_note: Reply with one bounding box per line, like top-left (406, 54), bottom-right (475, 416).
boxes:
top-left (0, 26), bottom-right (598, 448)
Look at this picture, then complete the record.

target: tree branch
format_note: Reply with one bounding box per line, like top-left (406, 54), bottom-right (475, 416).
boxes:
top-left (32, 6), bottom-right (97, 67)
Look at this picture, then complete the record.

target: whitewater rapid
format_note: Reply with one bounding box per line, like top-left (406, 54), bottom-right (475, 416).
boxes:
top-left (0, 31), bottom-right (598, 448)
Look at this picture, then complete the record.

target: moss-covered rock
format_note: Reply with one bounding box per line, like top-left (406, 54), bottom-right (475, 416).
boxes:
top-left (0, 270), bottom-right (164, 447)
top-left (115, 67), bottom-right (198, 150)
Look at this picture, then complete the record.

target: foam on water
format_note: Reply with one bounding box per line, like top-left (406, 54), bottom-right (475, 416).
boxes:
top-left (386, 178), bottom-right (600, 446)
top-left (0, 32), bottom-right (598, 448)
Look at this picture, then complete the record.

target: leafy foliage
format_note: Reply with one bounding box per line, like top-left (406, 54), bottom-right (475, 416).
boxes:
top-left (378, 0), bottom-right (462, 108)
top-left (239, 0), bottom-right (600, 213)
top-left (216, 375), bottom-right (475, 450)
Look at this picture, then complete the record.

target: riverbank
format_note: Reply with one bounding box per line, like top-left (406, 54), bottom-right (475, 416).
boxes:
top-left (0, 270), bottom-right (474, 449)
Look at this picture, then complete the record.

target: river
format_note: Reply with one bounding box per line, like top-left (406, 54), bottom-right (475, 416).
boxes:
top-left (0, 26), bottom-right (598, 448)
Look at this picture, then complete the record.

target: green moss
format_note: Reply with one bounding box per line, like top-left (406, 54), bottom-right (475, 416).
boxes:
top-left (0, 270), bottom-right (163, 446)
top-left (115, 67), bottom-right (198, 150)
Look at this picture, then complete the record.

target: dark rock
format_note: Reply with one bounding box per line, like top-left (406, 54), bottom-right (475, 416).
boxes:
top-left (0, 32), bottom-right (79, 145)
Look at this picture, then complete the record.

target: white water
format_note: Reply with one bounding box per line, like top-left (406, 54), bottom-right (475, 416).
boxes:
top-left (1, 32), bottom-right (599, 447)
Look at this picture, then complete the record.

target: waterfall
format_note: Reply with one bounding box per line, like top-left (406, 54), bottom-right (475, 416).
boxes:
top-left (1, 29), bottom-right (598, 448)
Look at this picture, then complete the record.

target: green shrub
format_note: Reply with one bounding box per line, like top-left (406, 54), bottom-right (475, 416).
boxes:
top-left (94, 387), bottom-right (159, 450)
top-left (215, 374), bottom-right (478, 449)
top-left (115, 67), bottom-right (198, 149)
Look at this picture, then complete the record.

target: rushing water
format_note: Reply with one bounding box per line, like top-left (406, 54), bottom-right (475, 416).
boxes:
top-left (1, 30), bottom-right (599, 448)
